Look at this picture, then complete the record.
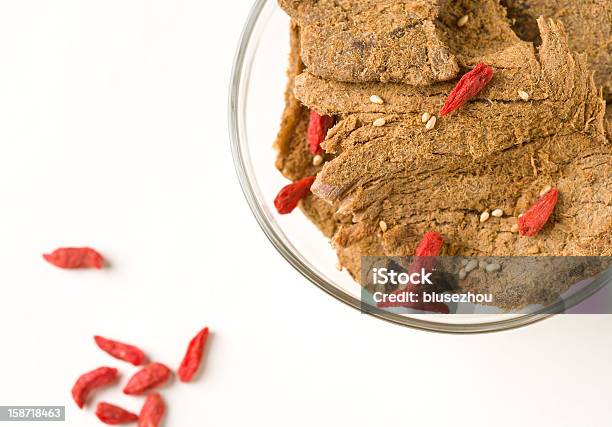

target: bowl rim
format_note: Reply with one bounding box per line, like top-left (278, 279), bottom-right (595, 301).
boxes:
top-left (227, 0), bottom-right (605, 333)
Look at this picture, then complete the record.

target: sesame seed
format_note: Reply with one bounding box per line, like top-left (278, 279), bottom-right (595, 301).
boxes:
top-left (480, 211), bottom-right (490, 223)
top-left (518, 90), bottom-right (530, 101)
top-left (491, 209), bottom-right (504, 217)
top-left (373, 117), bottom-right (386, 127)
top-left (479, 260), bottom-right (488, 270)
top-left (518, 213), bottom-right (524, 218)
top-left (539, 185), bottom-right (552, 197)
top-left (465, 259), bottom-right (478, 273)
top-left (379, 220), bottom-right (388, 232)
top-left (527, 245), bottom-right (540, 254)
top-left (370, 95), bottom-right (384, 104)
top-left (459, 269), bottom-right (467, 280)
top-left (312, 154), bottom-right (323, 166)
top-left (457, 15), bottom-right (469, 27)
top-left (486, 263), bottom-right (501, 273)
top-left (421, 112), bottom-right (431, 123)
top-left (425, 115), bottom-right (437, 130)
top-left (511, 224), bottom-right (519, 233)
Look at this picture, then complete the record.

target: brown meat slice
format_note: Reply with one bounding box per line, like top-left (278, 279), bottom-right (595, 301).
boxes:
top-left (294, 0), bottom-right (543, 117)
top-left (274, 20), bottom-right (316, 181)
top-left (278, 0), bottom-right (546, 250)
top-left (297, 18), bottom-right (610, 286)
top-left (436, 0), bottom-right (525, 64)
top-left (607, 103), bottom-right (612, 141)
top-left (276, 0), bottom-right (529, 262)
top-left (274, 4), bottom-right (611, 309)
top-left (277, 0), bottom-right (459, 85)
top-left (503, 0), bottom-right (612, 100)
top-left (273, 21), bottom-right (350, 237)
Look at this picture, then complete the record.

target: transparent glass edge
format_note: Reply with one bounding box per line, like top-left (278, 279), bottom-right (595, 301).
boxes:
top-left (227, 0), bottom-right (556, 333)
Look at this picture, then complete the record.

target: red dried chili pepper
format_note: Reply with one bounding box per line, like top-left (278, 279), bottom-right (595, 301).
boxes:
top-left (138, 393), bottom-right (165, 427)
top-left (124, 363), bottom-right (171, 395)
top-left (43, 247), bottom-right (104, 269)
top-left (178, 327), bottom-right (209, 383)
top-left (307, 110), bottom-right (335, 155)
top-left (71, 367), bottom-right (118, 409)
top-left (94, 336), bottom-right (147, 366)
top-left (95, 402), bottom-right (138, 425)
top-left (274, 176), bottom-right (316, 214)
top-left (439, 63), bottom-right (494, 117)
top-left (519, 187), bottom-right (558, 236)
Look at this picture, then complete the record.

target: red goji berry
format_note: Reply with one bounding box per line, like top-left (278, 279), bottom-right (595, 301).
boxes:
top-left (95, 402), bottom-right (138, 425)
top-left (519, 187), bottom-right (559, 236)
top-left (307, 110), bottom-right (335, 155)
top-left (71, 367), bottom-right (118, 409)
top-left (123, 363), bottom-right (171, 395)
top-left (43, 247), bottom-right (104, 269)
top-left (138, 393), bottom-right (165, 427)
top-left (414, 231), bottom-right (444, 257)
top-left (439, 63), bottom-right (494, 117)
top-left (377, 231), bottom-right (449, 314)
top-left (409, 231), bottom-right (444, 276)
top-left (274, 176), bottom-right (316, 215)
top-left (178, 327), bottom-right (209, 383)
top-left (94, 336), bottom-right (147, 366)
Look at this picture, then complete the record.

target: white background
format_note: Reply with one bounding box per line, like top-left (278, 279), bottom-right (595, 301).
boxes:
top-left (0, 1), bottom-right (610, 426)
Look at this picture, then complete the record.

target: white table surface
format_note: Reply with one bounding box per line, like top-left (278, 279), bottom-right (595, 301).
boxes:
top-left (0, 1), bottom-right (610, 426)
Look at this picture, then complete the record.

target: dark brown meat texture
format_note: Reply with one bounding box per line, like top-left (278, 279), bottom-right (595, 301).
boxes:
top-left (274, 2), bottom-right (611, 310)
top-left (277, 0), bottom-right (459, 85)
top-left (503, 0), bottom-right (612, 100)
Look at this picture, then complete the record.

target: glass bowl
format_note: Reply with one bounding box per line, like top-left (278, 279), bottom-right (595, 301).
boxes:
top-left (228, 0), bottom-right (610, 333)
